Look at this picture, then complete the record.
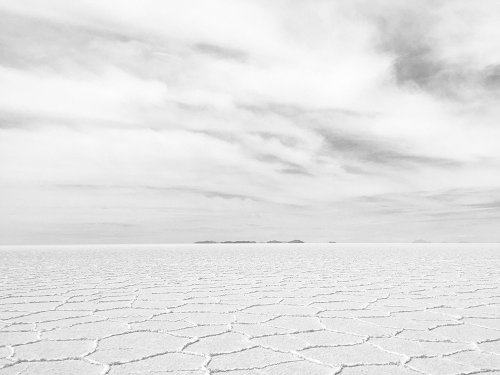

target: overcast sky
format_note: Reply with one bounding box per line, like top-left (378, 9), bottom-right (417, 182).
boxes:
top-left (1, 0), bottom-right (500, 244)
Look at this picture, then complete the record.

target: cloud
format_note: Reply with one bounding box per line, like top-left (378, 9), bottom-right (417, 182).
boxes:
top-left (364, 0), bottom-right (500, 100)
top-left (319, 128), bottom-right (462, 169)
top-left (193, 43), bottom-right (248, 62)
top-left (0, 0), bottom-right (500, 243)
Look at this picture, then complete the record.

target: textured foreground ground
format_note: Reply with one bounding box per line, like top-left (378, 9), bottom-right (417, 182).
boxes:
top-left (0, 244), bottom-right (499, 375)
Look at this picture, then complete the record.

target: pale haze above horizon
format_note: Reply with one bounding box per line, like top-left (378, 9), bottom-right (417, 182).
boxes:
top-left (1, 0), bottom-right (500, 244)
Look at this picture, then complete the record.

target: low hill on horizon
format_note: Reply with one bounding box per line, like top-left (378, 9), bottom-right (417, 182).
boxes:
top-left (195, 239), bottom-right (305, 244)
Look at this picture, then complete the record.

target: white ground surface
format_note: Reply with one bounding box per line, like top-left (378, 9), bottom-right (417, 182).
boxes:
top-left (0, 243), bottom-right (499, 375)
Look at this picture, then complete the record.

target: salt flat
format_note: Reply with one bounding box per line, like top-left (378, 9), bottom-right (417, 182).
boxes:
top-left (0, 243), bottom-right (499, 375)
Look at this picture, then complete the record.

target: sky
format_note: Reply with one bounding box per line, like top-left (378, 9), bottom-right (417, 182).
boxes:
top-left (1, 0), bottom-right (500, 244)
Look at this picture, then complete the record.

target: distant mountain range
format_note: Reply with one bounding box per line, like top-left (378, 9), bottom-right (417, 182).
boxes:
top-left (195, 240), bottom-right (305, 244)
top-left (195, 240), bottom-right (444, 244)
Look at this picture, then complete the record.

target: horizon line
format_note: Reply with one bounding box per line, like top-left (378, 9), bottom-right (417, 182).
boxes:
top-left (1, 241), bottom-right (499, 248)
